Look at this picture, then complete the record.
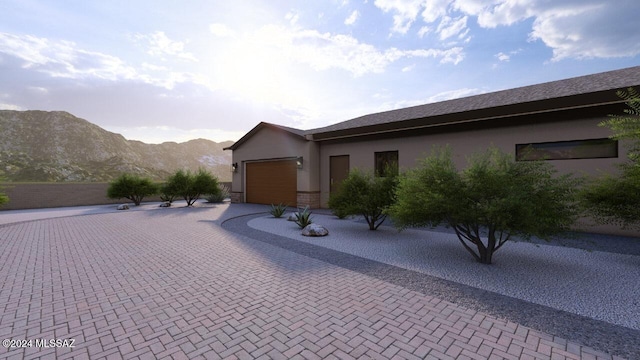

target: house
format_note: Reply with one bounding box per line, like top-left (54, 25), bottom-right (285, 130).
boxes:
top-left (224, 66), bottom-right (640, 215)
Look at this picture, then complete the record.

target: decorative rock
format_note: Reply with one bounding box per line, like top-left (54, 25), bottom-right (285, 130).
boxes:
top-left (117, 204), bottom-right (129, 210)
top-left (159, 202), bottom-right (171, 207)
top-left (302, 224), bottom-right (329, 237)
top-left (287, 212), bottom-right (299, 221)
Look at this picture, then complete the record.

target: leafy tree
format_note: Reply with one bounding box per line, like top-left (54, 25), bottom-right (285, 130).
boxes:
top-left (389, 147), bottom-right (581, 264)
top-left (107, 173), bottom-right (159, 206)
top-left (328, 168), bottom-right (397, 230)
top-left (580, 163), bottom-right (640, 230)
top-left (165, 168), bottom-right (219, 206)
top-left (582, 89), bottom-right (640, 229)
top-left (599, 87), bottom-right (640, 162)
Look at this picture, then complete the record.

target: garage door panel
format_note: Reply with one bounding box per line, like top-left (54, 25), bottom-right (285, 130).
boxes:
top-left (246, 160), bottom-right (297, 205)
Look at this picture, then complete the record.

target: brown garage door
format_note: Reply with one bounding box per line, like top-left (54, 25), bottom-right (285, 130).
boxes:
top-left (246, 160), bottom-right (297, 205)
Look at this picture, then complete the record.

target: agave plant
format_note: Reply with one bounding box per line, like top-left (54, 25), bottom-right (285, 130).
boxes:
top-left (269, 203), bottom-right (288, 218)
top-left (295, 206), bottom-right (313, 228)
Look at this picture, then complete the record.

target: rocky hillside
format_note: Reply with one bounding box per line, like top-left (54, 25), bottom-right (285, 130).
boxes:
top-left (0, 110), bottom-right (233, 182)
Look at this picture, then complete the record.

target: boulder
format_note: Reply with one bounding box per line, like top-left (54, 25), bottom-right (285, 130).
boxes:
top-left (117, 204), bottom-right (129, 210)
top-left (159, 202), bottom-right (171, 207)
top-left (287, 212), bottom-right (299, 221)
top-left (302, 224), bottom-right (329, 237)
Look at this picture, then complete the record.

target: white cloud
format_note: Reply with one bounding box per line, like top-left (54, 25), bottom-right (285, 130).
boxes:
top-left (422, 0), bottom-right (454, 23)
top-left (454, 0), bottom-right (640, 60)
top-left (374, 0), bottom-right (424, 34)
top-left (345, 10), bottom-right (360, 25)
top-left (250, 25), bottom-right (464, 76)
top-left (495, 52), bottom-right (510, 62)
top-left (209, 23), bottom-right (235, 38)
top-left (417, 26), bottom-right (431, 38)
top-left (372, 0), bottom-right (640, 60)
top-left (285, 11), bottom-right (300, 25)
top-left (402, 64), bottom-right (415, 72)
top-left (132, 31), bottom-right (197, 61)
top-left (436, 15), bottom-right (468, 40)
top-left (0, 102), bottom-right (22, 110)
top-left (0, 32), bottom-right (139, 81)
top-left (0, 32), bottom-right (202, 90)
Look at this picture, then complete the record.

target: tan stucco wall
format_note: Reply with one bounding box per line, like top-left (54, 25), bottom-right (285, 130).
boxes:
top-left (230, 126), bottom-right (320, 202)
top-left (318, 116), bottom-right (627, 204)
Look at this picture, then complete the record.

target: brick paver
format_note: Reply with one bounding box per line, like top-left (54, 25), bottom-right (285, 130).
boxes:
top-left (0, 205), bottom-right (628, 359)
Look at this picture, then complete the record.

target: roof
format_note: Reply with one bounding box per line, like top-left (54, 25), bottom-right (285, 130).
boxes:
top-left (308, 65), bottom-right (640, 140)
top-left (226, 65), bottom-right (640, 148)
top-left (223, 122), bottom-right (305, 151)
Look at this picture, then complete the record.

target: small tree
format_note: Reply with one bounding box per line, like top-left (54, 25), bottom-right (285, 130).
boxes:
top-left (390, 147), bottom-right (581, 264)
top-left (107, 174), bottom-right (159, 206)
top-left (165, 168), bottom-right (219, 206)
top-left (582, 88), bottom-right (640, 229)
top-left (599, 87), bottom-right (640, 162)
top-left (328, 168), bottom-right (397, 230)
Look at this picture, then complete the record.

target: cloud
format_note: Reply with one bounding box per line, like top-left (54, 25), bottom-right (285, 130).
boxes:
top-left (131, 31), bottom-right (197, 61)
top-left (344, 10), bottom-right (360, 25)
top-left (455, 0), bottom-right (640, 60)
top-left (374, 0), bottom-right (425, 34)
top-left (436, 15), bottom-right (468, 40)
top-left (0, 32), bottom-right (139, 81)
top-left (495, 52), bottom-right (510, 62)
top-left (251, 25), bottom-right (464, 76)
top-left (372, 0), bottom-right (640, 60)
top-left (209, 23), bottom-right (235, 38)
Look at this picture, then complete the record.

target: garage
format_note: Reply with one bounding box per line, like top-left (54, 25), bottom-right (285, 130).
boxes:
top-left (245, 160), bottom-right (297, 205)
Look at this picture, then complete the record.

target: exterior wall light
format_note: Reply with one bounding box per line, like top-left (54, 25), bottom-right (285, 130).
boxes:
top-left (296, 157), bottom-right (303, 169)
top-left (231, 162), bottom-right (238, 172)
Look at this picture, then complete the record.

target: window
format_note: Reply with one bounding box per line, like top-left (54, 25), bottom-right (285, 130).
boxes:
top-left (516, 138), bottom-right (618, 161)
top-left (375, 151), bottom-right (398, 176)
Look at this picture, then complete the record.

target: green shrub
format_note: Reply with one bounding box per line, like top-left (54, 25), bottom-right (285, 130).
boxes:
top-left (580, 163), bottom-right (640, 230)
top-left (269, 203), bottom-right (288, 218)
top-left (295, 206), bottom-right (313, 228)
top-left (206, 184), bottom-right (230, 203)
top-left (107, 174), bottom-right (159, 206)
top-left (328, 168), bottom-right (397, 230)
top-left (0, 178), bottom-right (8, 206)
top-left (165, 168), bottom-right (219, 206)
top-left (390, 146), bottom-right (581, 264)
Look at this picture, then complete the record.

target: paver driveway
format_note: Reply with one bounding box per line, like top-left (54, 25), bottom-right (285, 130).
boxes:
top-left (0, 204), bottom-right (629, 359)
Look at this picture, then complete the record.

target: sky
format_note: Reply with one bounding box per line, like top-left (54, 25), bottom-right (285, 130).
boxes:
top-left (1, 1), bottom-right (640, 144)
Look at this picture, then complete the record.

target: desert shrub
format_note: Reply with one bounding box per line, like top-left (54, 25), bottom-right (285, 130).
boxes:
top-left (390, 146), bottom-right (581, 264)
top-left (328, 168), bottom-right (397, 230)
top-left (580, 163), bottom-right (640, 230)
top-left (295, 206), bottom-right (313, 228)
top-left (107, 173), bottom-right (159, 206)
top-left (269, 203), bottom-right (288, 218)
top-left (206, 184), bottom-right (230, 203)
top-left (165, 168), bottom-right (219, 206)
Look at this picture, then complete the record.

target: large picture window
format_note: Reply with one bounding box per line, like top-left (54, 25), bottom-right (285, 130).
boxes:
top-left (375, 151), bottom-right (398, 176)
top-left (516, 138), bottom-right (618, 161)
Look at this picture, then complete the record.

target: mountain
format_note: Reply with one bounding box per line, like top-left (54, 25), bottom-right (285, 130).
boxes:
top-left (0, 110), bottom-right (233, 182)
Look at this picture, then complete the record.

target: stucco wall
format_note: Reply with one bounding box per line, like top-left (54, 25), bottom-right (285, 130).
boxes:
top-left (317, 116), bottom-right (636, 236)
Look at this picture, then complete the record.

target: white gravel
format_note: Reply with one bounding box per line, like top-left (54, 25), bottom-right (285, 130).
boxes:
top-left (249, 214), bottom-right (640, 330)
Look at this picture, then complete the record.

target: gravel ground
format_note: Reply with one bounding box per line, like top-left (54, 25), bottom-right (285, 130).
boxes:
top-left (248, 213), bottom-right (640, 331)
